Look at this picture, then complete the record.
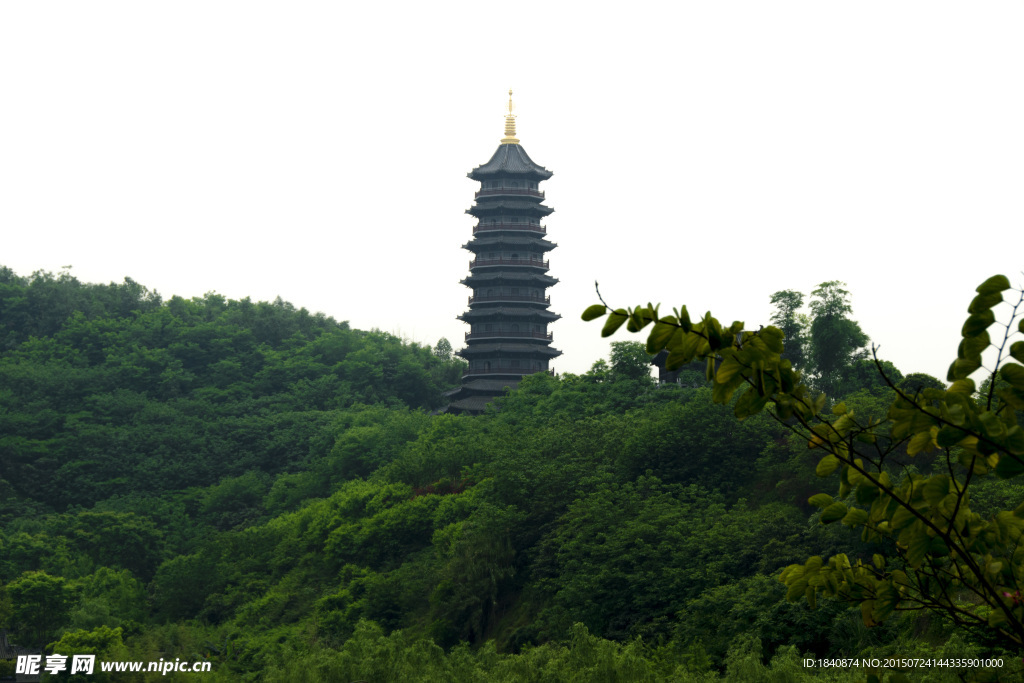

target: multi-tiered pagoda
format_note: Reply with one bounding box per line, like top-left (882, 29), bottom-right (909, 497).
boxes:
top-left (445, 92), bottom-right (561, 414)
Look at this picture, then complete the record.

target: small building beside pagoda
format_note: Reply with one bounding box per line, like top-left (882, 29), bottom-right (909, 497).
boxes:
top-left (444, 92), bottom-right (561, 414)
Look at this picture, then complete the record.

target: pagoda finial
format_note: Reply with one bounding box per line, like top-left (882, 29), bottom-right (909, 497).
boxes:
top-left (500, 88), bottom-right (519, 145)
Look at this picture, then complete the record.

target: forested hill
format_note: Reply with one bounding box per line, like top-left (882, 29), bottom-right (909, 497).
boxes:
top-left (0, 267), bottom-right (1018, 682)
top-left (0, 266), bottom-right (463, 514)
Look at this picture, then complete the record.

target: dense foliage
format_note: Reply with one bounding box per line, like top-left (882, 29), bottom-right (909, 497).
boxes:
top-left (585, 274), bottom-right (1024, 671)
top-left (0, 267), bottom-right (1018, 681)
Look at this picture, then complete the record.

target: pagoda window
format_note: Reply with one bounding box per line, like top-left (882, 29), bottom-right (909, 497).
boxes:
top-left (484, 361), bottom-right (491, 371)
top-left (511, 323), bottom-right (520, 333)
top-left (510, 359), bottom-right (520, 368)
top-left (485, 323), bottom-right (492, 332)
top-left (511, 253), bottom-right (519, 259)
top-left (511, 287), bottom-right (520, 295)
top-left (510, 181), bottom-right (519, 189)
top-left (511, 216), bottom-right (519, 223)
top-left (487, 289), bottom-right (494, 296)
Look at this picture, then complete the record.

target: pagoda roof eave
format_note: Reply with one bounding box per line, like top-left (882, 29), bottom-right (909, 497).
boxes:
top-left (461, 273), bottom-right (558, 287)
top-left (459, 307), bottom-right (561, 321)
top-left (458, 343), bottom-right (563, 357)
top-left (466, 200), bottom-right (554, 217)
top-left (463, 236), bottom-right (556, 251)
top-left (468, 143), bottom-right (553, 180)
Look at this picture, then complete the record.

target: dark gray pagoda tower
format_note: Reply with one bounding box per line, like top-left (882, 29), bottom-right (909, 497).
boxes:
top-left (445, 91), bottom-right (561, 414)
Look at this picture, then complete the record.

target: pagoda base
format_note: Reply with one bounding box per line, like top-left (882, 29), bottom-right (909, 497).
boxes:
top-left (441, 377), bottom-right (525, 414)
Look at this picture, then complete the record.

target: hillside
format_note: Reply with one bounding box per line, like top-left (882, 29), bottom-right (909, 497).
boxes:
top-left (0, 267), bottom-right (1018, 682)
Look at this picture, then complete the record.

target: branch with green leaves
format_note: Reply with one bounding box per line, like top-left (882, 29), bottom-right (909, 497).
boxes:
top-left (583, 275), bottom-right (1024, 648)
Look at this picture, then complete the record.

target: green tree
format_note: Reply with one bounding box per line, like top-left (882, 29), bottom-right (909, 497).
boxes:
top-left (65, 511), bottom-right (165, 581)
top-left (808, 281), bottom-right (869, 396)
top-left (834, 358), bottom-right (904, 398)
top-left (47, 625), bottom-right (129, 682)
top-left (609, 341), bottom-right (654, 383)
top-left (583, 275), bottom-right (1024, 649)
top-left (898, 372), bottom-right (946, 395)
top-left (6, 571), bottom-right (76, 647)
top-left (769, 289), bottom-right (807, 371)
top-left (434, 337), bottom-right (453, 361)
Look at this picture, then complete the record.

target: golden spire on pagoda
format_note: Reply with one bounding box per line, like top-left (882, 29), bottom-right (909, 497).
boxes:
top-left (500, 89), bottom-right (519, 145)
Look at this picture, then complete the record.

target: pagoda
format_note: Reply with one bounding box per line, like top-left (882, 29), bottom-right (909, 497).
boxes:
top-left (445, 91), bottom-right (561, 414)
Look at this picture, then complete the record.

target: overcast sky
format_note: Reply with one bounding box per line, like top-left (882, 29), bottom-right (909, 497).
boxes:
top-left (3, 2), bottom-right (1022, 381)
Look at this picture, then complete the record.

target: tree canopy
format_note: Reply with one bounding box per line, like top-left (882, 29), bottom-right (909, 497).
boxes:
top-left (0, 266), bottom-right (1017, 681)
top-left (584, 275), bottom-right (1024, 651)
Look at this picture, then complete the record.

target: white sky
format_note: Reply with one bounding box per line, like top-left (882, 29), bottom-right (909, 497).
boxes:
top-left (3, 2), bottom-right (1022, 381)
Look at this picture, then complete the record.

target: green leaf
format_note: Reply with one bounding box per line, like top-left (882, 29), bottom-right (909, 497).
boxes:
top-left (995, 454), bottom-right (1024, 479)
top-left (928, 537), bottom-right (949, 557)
top-left (921, 475), bottom-right (950, 506)
top-left (582, 304), bottom-right (607, 321)
top-left (968, 291), bottom-right (1003, 314)
top-left (906, 430), bottom-right (934, 456)
top-left (960, 331), bottom-right (990, 360)
top-left (947, 379), bottom-right (975, 395)
top-left (705, 314), bottom-right (724, 351)
top-left (961, 310), bottom-right (996, 337)
top-left (645, 321), bottom-right (676, 354)
top-left (815, 454), bottom-right (841, 477)
top-left (716, 355), bottom-right (743, 384)
top-left (936, 425), bottom-right (967, 448)
top-left (785, 577), bottom-right (809, 602)
top-left (1011, 341), bottom-right (1024, 365)
top-left (860, 600), bottom-right (876, 627)
top-left (975, 274), bottom-right (1011, 295)
top-left (821, 502), bottom-right (847, 524)
top-left (891, 506), bottom-right (916, 530)
top-left (732, 387), bottom-right (769, 419)
top-left (872, 554), bottom-right (885, 569)
top-left (948, 357), bottom-right (981, 381)
top-left (808, 493), bottom-right (833, 508)
top-left (1000, 363), bottom-right (1024, 390)
top-left (679, 331), bottom-right (703, 361)
top-left (855, 483), bottom-right (879, 504)
top-left (601, 310), bottom-right (628, 337)
top-left (841, 507), bottom-right (869, 527)
top-left (873, 582), bottom-right (897, 621)
top-left (979, 410), bottom-right (1006, 440)
top-left (626, 307), bottom-right (644, 332)
top-left (1005, 425), bottom-right (1024, 454)
top-left (905, 528), bottom-right (929, 568)
top-left (711, 372), bottom-right (744, 404)
top-left (760, 326), bottom-right (784, 353)
top-left (678, 305), bottom-right (692, 333)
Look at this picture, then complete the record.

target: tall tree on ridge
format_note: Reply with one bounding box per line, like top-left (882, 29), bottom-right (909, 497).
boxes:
top-left (808, 281), bottom-right (869, 396)
top-left (769, 290), bottom-right (807, 372)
